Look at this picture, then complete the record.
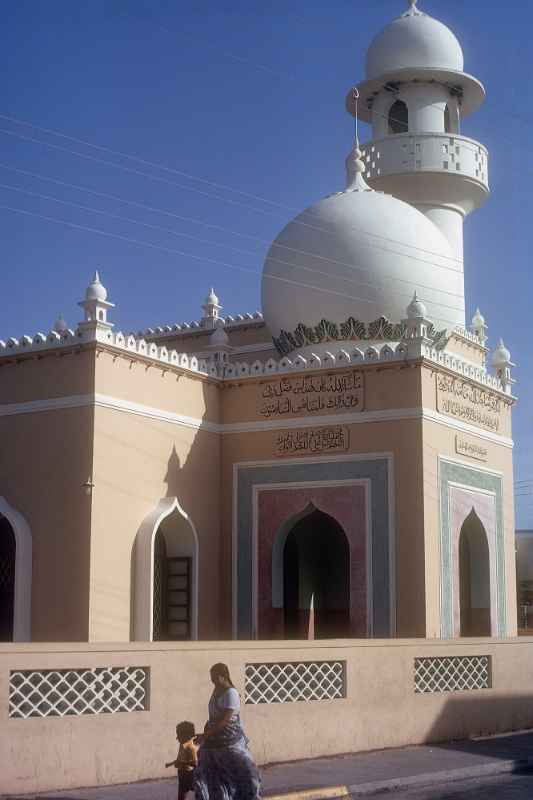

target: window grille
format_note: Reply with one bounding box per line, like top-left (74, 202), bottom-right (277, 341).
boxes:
top-left (244, 661), bottom-right (345, 704)
top-left (9, 666), bottom-right (149, 718)
top-left (414, 655), bottom-right (491, 694)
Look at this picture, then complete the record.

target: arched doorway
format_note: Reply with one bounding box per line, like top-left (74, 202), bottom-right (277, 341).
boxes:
top-left (0, 498), bottom-right (32, 641)
top-left (0, 515), bottom-right (16, 641)
top-left (459, 509), bottom-right (491, 636)
top-left (388, 100), bottom-right (409, 134)
top-left (134, 498), bottom-right (199, 642)
top-left (283, 507), bottom-right (350, 639)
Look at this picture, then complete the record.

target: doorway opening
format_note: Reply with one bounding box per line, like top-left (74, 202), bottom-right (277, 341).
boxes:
top-left (459, 509), bottom-right (491, 636)
top-left (0, 515), bottom-right (16, 642)
top-left (283, 507), bottom-right (350, 639)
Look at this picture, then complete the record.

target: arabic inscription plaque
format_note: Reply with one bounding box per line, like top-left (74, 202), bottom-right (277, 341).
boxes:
top-left (258, 371), bottom-right (364, 419)
top-left (274, 426), bottom-right (349, 457)
top-left (436, 373), bottom-right (502, 433)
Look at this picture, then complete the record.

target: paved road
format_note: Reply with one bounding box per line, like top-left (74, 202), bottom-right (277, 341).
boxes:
top-left (376, 769), bottom-right (533, 799)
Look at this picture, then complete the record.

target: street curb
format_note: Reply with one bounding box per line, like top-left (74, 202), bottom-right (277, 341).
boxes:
top-left (264, 756), bottom-right (533, 799)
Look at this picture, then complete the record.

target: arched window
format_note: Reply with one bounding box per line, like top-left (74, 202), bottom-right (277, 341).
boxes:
top-left (388, 100), bottom-right (408, 134)
top-left (444, 104), bottom-right (451, 133)
top-left (134, 497), bottom-right (199, 642)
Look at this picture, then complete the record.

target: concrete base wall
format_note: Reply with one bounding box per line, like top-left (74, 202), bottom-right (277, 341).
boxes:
top-left (2, 638), bottom-right (533, 795)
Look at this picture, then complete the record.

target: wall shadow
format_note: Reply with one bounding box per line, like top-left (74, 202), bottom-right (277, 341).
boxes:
top-left (425, 693), bottom-right (533, 763)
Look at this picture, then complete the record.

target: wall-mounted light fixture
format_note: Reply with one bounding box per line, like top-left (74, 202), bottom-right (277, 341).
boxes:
top-left (83, 477), bottom-right (95, 496)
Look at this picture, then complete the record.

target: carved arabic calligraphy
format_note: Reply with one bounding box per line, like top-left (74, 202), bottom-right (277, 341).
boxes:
top-left (275, 426), bottom-right (349, 457)
top-left (258, 371), bottom-right (364, 419)
top-left (436, 373), bottom-right (502, 433)
top-left (455, 435), bottom-right (488, 462)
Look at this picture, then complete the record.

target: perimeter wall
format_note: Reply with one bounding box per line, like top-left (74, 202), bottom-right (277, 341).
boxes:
top-left (2, 638), bottom-right (533, 795)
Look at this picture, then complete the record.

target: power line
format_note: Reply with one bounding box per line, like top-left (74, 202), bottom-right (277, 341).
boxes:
top-left (0, 113), bottom-right (466, 269)
top-left (0, 168), bottom-right (466, 309)
top-left (0, 201), bottom-right (466, 327)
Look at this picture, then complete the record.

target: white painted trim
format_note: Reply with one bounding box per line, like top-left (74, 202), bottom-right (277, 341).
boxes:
top-left (94, 395), bottom-right (220, 434)
top-left (0, 393), bottom-right (514, 448)
top-left (133, 497), bottom-right (199, 642)
top-left (0, 497), bottom-right (32, 641)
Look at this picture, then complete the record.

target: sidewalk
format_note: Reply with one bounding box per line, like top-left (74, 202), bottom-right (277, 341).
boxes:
top-left (5, 730), bottom-right (533, 800)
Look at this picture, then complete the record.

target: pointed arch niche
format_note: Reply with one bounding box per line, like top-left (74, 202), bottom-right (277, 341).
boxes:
top-left (0, 497), bottom-right (32, 642)
top-left (133, 497), bottom-right (199, 641)
top-left (254, 480), bottom-right (371, 640)
top-left (449, 484), bottom-right (499, 638)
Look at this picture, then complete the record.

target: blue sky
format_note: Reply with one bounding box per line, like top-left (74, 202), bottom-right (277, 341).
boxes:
top-left (2, 0), bottom-right (532, 524)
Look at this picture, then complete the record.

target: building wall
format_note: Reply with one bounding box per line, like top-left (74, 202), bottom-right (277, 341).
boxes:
top-left (89, 349), bottom-right (222, 641)
top-left (420, 364), bottom-right (516, 637)
top-left (0, 350), bottom-right (96, 640)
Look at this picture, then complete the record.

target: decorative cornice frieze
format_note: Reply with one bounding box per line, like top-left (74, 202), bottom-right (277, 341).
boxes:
top-left (272, 315), bottom-right (449, 356)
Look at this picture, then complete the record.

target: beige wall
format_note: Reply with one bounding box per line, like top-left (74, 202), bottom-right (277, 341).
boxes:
top-left (89, 350), bottom-right (222, 641)
top-left (0, 350), bottom-right (96, 640)
top-left (2, 638), bottom-right (533, 795)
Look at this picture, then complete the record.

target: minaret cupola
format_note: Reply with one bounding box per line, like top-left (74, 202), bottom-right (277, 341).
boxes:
top-left (78, 271), bottom-right (115, 333)
top-left (202, 288), bottom-right (222, 330)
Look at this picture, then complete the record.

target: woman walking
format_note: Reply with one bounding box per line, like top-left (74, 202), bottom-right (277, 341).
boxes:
top-left (194, 663), bottom-right (261, 800)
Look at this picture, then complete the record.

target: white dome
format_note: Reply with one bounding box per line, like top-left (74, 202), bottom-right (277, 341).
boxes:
top-left (407, 291), bottom-right (427, 319)
top-left (492, 339), bottom-right (511, 367)
top-left (261, 188), bottom-right (462, 341)
top-left (205, 287), bottom-right (219, 306)
top-left (366, 8), bottom-right (464, 80)
top-left (53, 314), bottom-right (68, 333)
top-left (85, 270), bottom-right (108, 302)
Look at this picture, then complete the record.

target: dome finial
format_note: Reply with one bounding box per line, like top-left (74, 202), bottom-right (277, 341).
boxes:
top-left (345, 88), bottom-right (372, 192)
top-left (403, 0), bottom-right (423, 16)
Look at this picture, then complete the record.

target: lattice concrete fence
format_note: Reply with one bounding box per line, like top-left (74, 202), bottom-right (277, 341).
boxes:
top-left (1, 639), bottom-right (533, 795)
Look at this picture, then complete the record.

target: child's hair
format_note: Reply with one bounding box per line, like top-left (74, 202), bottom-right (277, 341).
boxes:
top-left (210, 662), bottom-right (235, 687)
top-left (176, 720), bottom-right (196, 740)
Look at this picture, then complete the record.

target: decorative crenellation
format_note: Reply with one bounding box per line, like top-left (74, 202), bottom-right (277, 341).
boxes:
top-left (0, 328), bottom-right (508, 393)
top-left (0, 327), bottom-right (217, 379)
top-left (139, 312), bottom-right (264, 340)
top-left (453, 326), bottom-right (486, 349)
top-left (0, 324), bottom-right (510, 396)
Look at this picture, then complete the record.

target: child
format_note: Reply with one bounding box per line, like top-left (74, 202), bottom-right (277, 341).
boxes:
top-left (165, 720), bottom-right (198, 800)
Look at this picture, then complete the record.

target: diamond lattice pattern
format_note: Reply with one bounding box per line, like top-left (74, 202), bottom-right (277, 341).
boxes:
top-left (245, 661), bottom-right (345, 704)
top-left (414, 655), bottom-right (491, 694)
top-left (9, 666), bottom-right (149, 719)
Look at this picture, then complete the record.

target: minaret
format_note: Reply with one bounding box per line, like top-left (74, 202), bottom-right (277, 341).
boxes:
top-left (347, 0), bottom-right (489, 325)
top-left (201, 288), bottom-right (222, 330)
top-left (78, 271), bottom-right (115, 334)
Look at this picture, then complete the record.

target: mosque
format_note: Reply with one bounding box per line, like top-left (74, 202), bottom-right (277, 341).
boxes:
top-left (0, 0), bottom-right (518, 645)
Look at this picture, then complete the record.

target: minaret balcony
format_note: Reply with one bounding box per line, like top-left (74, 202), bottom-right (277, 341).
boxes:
top-left (360, 132), bottom-right (489, 215)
